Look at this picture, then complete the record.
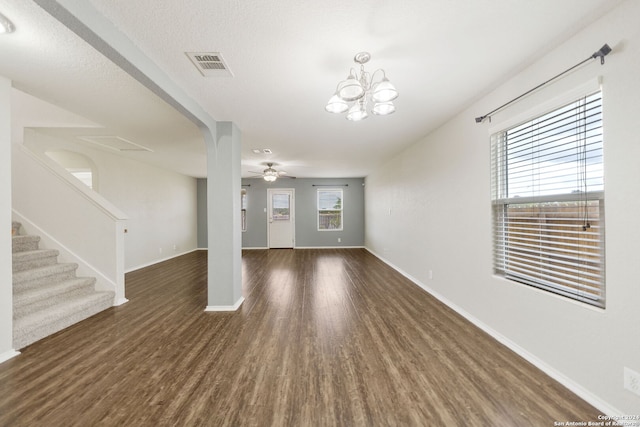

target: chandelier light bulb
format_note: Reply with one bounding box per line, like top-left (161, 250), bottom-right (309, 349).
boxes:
top-left (337, 74), bottom-right (365, 102)
top-left (325, 94), bottom-right (349, 113)
top-left (372, 78), bottom-right (398, 103)
top-left (346, 101), bottom-right (368, 121)
top-left (372, 101), bottom-right (396, 116)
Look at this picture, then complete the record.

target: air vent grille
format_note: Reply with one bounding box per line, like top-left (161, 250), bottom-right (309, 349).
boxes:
top-left (186, 52), bottom-right (233, 77)
top-left (201, 62), bottom-right (225, 70)
top-left (196, 54), bottom-right (220, 62)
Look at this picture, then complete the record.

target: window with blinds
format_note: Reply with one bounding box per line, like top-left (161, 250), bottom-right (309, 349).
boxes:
top-left (491, 91), bottom-right (605, 307)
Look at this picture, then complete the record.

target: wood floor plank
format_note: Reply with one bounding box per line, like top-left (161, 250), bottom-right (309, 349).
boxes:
top-left (0, 248), bottom-right (601, 426)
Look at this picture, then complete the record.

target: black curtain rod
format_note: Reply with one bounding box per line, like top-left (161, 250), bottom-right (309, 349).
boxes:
top-left (241, 184), bottom-right (251, 187)
top-left (312, 184), bottom-right (349, 187)
top-left (475, 44), bottom-right (611, 124)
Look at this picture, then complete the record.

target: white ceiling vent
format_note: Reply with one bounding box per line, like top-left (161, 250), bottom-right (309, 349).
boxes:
top-left (78, 136), bottom-right (153, 152)
top-left (186, 52), bottom-right (233, 77)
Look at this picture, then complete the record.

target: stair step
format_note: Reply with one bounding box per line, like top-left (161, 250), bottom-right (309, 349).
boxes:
top-left (13, 291), bottom-right (115, 350)
top-left (13, 277), bottom-right (97, 318)
top-left (13, 263), bottom-right (78, 290)
top-left (12, 249), bottom-right (60, 273)
top-left (10, 224), bottom-right (114, 350)
top-left (12, 235), bottom-right (40, 253)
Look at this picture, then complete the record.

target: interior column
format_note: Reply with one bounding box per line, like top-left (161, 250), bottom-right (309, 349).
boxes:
top-left (0, 77), bottom-right (18, 361)
top-left (205, 121), bottom-right (243, 311)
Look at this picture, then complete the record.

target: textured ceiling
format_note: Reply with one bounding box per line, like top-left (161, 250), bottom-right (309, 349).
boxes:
top-left (0, 0), bottom-right (623, 178)
top-left (0, 0), bottom-right (205, 176)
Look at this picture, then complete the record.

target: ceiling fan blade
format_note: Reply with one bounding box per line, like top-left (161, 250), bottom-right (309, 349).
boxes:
top-left (246, 163), bottom-right (296, 179)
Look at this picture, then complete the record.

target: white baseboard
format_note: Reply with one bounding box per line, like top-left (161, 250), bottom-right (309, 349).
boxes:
top-left (113, 297), bottom-right (129, 306)
top-left (364, 247), bottom-right (623, 417)
top-left (240, 246), bottom-right (365, 250)
top-left (0, 350), bottom-right (20, 364)
top-left (294, 246), bottom-right (365, 249)
top-left (126, 249), bottom-right (199, 273)
top-left (205, 296), bottom-right (245, 312)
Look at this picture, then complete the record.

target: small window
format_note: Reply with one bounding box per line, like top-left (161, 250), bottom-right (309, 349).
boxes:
top-left (491, 91), bottom-right (605, 307)
top-left (241, 189), bottom-right (247, 232)
top-left (318, 189), bottom-right (343, 231)
top-left (45, 150), bottom-right (97, 190)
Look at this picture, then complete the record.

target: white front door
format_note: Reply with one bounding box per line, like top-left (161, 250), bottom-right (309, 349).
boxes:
top-left (267, 188), bottom-right (295, 248)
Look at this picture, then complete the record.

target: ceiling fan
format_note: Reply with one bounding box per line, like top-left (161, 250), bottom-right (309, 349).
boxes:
top-left (249, 163), bottom-right (296, 182)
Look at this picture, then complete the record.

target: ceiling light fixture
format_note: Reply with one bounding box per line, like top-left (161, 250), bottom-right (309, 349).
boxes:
top-left (325, 52), bottom-right (398, 121)
top-left (0, 12), bottom-right (15, 34)
top-left (263, 165), bottom-right (278, 182)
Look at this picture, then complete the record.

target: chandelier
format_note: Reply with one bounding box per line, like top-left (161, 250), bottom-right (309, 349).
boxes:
top-left (325, 52), bottom-right (398, 121)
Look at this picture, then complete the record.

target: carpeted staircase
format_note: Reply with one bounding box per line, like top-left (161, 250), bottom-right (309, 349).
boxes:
top-left (11, 221), bottom-right (114, 349)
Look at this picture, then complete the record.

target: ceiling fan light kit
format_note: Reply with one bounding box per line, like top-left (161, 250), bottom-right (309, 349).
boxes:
top-left (326, 52), bottom-right (398, 121)
top-left (249, 163), bottom-right (295, 182)
top-left (263, 165), bottom-right (278, 182)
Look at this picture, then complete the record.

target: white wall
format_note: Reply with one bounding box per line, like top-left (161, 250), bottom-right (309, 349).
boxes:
top-left (25, 130), bottom-right (198, 272)
top-left (365, 0), bottom-right (640, 414)
top-left (98, 148), bottom-right (198, 272)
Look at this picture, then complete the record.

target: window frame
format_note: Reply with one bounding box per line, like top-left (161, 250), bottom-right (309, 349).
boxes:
top-left (241, 189), bottom-right (247, 232)
top-left (490, 90), bottom-right (605, 308)
top-left (317, 188), bottom-right (343, 231)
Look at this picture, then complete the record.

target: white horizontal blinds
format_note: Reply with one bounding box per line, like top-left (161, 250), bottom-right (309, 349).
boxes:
top-left (494, 200), bottom-right (604, 302)
top-left (504, 92), bottom-right (604, 198)
top-left (491, 91), bottom-right (605, 307)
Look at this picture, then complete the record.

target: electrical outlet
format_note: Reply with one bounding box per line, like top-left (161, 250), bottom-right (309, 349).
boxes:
top-left (338, 238), bottom-right (341, 243)
top-left (624, 367), bottom-right (640, 396)
top-left (428, 270), bottom-right (433, 280)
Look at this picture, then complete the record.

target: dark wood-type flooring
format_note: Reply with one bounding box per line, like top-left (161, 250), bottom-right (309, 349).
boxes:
top-left (0, 249), bottom-right (600, 426)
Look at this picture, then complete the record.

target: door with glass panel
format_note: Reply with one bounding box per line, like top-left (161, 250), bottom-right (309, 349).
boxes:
top-left (267, 188), bottom-right (295, 248)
